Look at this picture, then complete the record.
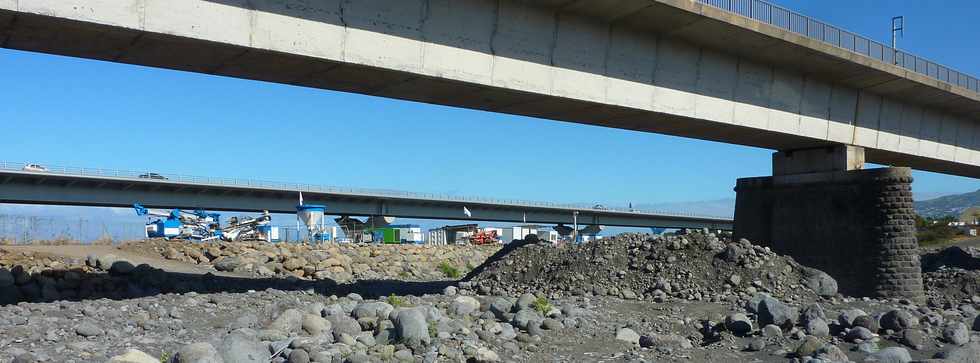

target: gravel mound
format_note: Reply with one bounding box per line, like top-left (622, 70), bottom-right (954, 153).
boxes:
top-left (465, 231), bottom-right (833, 304)
top-left (118, 239), bottom-right (497, 282)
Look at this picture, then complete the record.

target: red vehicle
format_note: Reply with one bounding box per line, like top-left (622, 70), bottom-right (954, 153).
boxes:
top-left (469, 230), bottom-right (499, 245)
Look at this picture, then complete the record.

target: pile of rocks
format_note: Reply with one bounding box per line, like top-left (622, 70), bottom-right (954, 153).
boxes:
top-left (466, 231), bottom-right (836, 305)
top-left (119, 239), bottom-right (498, 283)
top-left (1, 286), bottom-right (602, 363)
top-left (0, 249), bottom-right (101, 304)
top-left (707, 290), bottom-right (980, 362)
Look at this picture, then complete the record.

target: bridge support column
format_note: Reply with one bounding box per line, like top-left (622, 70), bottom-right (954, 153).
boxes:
top-left (734, 146), bottom-right (923, 300)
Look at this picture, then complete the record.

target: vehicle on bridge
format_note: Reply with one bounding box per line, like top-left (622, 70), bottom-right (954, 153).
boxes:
top-left (138, 172), bottom-right (168, 180)
top-left (21, 163), bottom-right (48, 172)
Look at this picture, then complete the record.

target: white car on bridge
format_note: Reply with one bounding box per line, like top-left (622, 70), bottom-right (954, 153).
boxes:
top-left (22, 163), bottom-right (48, 172)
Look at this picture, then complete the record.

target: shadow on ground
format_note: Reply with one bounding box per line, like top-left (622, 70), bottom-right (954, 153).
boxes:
top-left (0, 263), bottom-right (457, 306)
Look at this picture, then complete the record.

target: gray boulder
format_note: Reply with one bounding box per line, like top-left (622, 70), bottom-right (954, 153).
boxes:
top-left (219, 333), bottom-right (270, 363)
top-left (301, 314), bottom-right (332, 336)
top-left (352, 302), bottom-right (394, 321)
top-left (638, 334), bottom-right (692, 349)
top-left (943, 322), bottom-right (970, 346)
top-left (394, 309), bottom-right (430, 350)
top-left (865, 347), bottom-right (911, 363)
top-left (838, 308), bottom-right (868, 328)
top-left (725, 313), bottom-right (753, 337)
top-left (213, 257), bottom-right (246, 272)
top-left (489, 298), bottom-right (513, 320)
top-left (758, 296), bottom-right (797, 328)
top-left (615, 328), bottom-right (640, 344)
top-left (880, 310), bottom-right (917, 332)
top-left (269, 309), bottom-right (303, 334)
top-left (802, 268), bottom-right (838, 297)
top-left (450, 296), bottom-right (480, 316)
top-left (75, 321), bottom-right (104, 337)
top-left (172, 342), bottom-right (224, 363)
top-left (845, 327), bottom-right (875, 342)
top-left (806, 318), bottom-right (830, 337)
top-left (511, 309), bottom-right (542, 331)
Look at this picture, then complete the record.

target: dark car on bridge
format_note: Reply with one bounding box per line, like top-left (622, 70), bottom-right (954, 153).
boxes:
top-left (139, 173), bottom-right (168, 180)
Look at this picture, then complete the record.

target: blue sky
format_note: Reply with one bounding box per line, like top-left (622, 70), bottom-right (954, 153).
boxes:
top-left (0, 0), bottom-right (979, 237)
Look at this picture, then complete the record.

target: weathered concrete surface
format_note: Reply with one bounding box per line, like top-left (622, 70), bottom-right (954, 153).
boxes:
top-left (1, 0), bottom-right (980, 177)
top-left (773, 145), bottom-right (865, 176)
top-left (734, 167), bottom-right (923, 300)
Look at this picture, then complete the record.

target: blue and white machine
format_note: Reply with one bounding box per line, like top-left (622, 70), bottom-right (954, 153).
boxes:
top-left (134, 203), bottom-right (275, 242)
top-left (134, 203), bottom-right (221, 240)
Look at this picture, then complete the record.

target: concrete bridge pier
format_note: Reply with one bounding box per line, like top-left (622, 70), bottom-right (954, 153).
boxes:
top-left (734, 145), bottom-right (924, 300)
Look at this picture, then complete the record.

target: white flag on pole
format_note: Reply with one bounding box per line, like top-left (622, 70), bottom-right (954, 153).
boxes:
top-left (463, 206), bottom-right (472, 218)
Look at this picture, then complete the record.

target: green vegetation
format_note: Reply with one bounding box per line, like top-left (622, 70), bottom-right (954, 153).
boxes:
top-left (387, 293), bottom-right (407, 308)
top-left (915, 215), bottom-right (961, 246)
top-left (438, 261), bottom-right (461, 279)
top-left (531, 296), bottom-right (552, 315)
top-left (159, 352), bottom-right (170, 363)
top-left (428, 320), bottom-right (438, 338)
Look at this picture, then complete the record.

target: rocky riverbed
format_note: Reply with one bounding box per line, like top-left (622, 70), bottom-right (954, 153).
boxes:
top-left (0, 232), bottom-right (979, 362)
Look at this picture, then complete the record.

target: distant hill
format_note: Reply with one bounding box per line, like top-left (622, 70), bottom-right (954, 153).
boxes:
top-left (915, 189), bottom-right (980, 218)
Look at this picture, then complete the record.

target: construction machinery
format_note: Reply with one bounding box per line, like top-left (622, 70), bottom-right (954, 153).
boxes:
top-left (134, 203), bottom-right (276, 242)
top-left (134, 203), bottom-right (220, 240)
top-left (221, 211), bottom-right (274, 242)
top-left (469, 229), bottom-right (499, 245)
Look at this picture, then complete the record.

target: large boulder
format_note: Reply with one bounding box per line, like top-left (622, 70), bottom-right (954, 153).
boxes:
top-left (268, 309), bottom-right (303, 334)
top-left (802, 268), bottom-right (838, 297)
top-left (450, 296), bottom-right (480, 316)
top-left (108, 349), bottom-right (158, 363)
top-left (615, 328), bottom-right (640, 345)
top-left (943, 322), bottom-right (970, 346)
top-left (213, 256), bottom-right (247, 272)
top-left (302, 314), bottom-right (332, 337)
top-left (757, 297), bottom-right (797, 328)
top-left (219, 333), bottom-right (270, 363)
top-left (511, 309), bottom-right (542, 331)
top-left (838, 308), bottom-right (868, 328)
top-left (866, 347), bottom-right (912, 363)
top-left (724, 313), bottom-right (753, 337)
top-left (880, 310), bottom-right (917, 332)
top-left (394, 308), bottom-right (430, 350)
top-left (172, 342), bottom-right (224, 363)
top-left (489, 298), bottom-right (513, 320)
top-left (638, 334), bottom-right (692, 349)
top-left (352, 302), bottom-right (394, 321)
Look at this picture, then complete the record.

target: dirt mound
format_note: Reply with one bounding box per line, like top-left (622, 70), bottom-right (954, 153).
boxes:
top-left (465, 232), bottom-right (835, 305)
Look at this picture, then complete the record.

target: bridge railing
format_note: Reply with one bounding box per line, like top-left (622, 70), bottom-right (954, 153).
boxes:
top-left (0, 161), bottom-right (730, 220)
top-left (697, 0), bottom-right (980, 94)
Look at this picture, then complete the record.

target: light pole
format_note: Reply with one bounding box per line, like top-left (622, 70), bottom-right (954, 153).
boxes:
top-left (572, 211), bottom-right (579, 244)
top-left (891, 16), bottom-right (904, 64)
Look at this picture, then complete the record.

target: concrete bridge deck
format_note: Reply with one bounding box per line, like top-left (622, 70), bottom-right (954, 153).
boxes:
top-left (2, 0), bottom-right (980, 177)
top-left (0, 163), bottom-right (733, 230)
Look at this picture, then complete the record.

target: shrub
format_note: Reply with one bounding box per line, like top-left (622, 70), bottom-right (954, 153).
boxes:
top-left (531, 297), bottom-right (552, 315)
top-left (387, 293), bottom-right (407, 308)
top-left (438, 262), bottom-right (461, 279)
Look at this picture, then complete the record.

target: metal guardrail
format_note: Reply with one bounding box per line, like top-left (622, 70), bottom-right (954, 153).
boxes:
top-left (0, 161), bottom-right (731, 220)
top-left (697, 0), bottom-right (980, 95)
